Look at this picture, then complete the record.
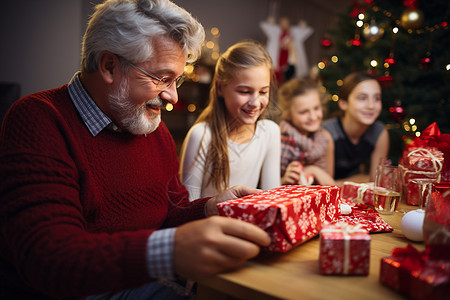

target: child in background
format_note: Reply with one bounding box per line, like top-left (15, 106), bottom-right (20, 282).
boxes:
top-left (279, 77), bottom-right (335, 185)
top-left (322, 72), bottom-right (389, 184)
top-left (179, 41), bottom-right (281, 201)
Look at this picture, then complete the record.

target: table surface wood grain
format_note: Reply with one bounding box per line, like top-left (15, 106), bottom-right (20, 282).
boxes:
top-left (197, 203), bottom-right (424, 300)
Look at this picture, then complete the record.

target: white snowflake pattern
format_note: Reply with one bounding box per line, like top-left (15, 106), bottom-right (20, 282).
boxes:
top-left (298, 212), bottom-right (310, 233)
top-left (327, 204), bottom-right (336, 221)
top-left (320, 205), bottom-right (326, 222)
top-left (285, 217), bottom-right (297, 241)
top-left (309, 210), bottom-right (317, 228)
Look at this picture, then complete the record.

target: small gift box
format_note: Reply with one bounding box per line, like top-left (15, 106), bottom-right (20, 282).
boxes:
top-left (319, 222), bottom-right (370, 275)
top-left (399, 147), bottom-right (443, 205)
top-left (379, 245), bottom-right (450, 300)
top-left (217, 185), bottom-right (340, 252)
top-left (341, 181), bottom-right (374, 206)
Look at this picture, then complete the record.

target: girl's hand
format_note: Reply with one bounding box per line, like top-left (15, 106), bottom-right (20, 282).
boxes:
top-left (281, 161), bottom-right (303, 185)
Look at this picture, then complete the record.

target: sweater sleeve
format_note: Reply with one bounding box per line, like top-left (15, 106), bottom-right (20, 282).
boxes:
top-left (259, 120), bottom-right (281, 190)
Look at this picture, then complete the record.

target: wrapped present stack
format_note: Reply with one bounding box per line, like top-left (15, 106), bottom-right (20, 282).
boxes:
top-left (379, 182), bottom-right (450, 299)
top-left (399, 122), bottom-right (450, 206)
top-left (319, 222), bottom-right (370, 275)
top-left (379, 245), bottom-right (450, 299)
top-left (217, 185), bottom-right (340, 252)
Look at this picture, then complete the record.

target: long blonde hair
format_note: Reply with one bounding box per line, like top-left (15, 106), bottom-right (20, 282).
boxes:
top-left (183, 40), bottom-right (276, 192)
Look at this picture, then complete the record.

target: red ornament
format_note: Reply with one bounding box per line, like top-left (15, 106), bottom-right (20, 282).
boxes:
top-left (320, 38), bottom-right (332, 49)
top-left (384, 57), bottom-right (396, 66)
top-left (441, 21), bottom-right (448, 28)
top-left (389, 101), bottom-right (406, 122)
top-left (350, 38), bottom-right (362, 46)
top-left (419, 53), bottom-right (432, 69)
top-left (378, 74), bottom-right (394, 88)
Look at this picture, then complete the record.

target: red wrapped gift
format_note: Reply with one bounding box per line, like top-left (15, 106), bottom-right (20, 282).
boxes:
top-left (406, 122), bottom-right (450, 182)
top-left (217, 185), bottom-right (340, 252)
top-left (319, 222), bottom-right (370, 275)
top-left (379, 245), bottom-right (450, 300)
top-left (341, 181), bottom-right (374, 206)
top-left (399, 147), bottom-right (443, 205)
top-left (335, 200), bottom-right (393, 233)
top-left (423, 182), bottom-right (450, 260)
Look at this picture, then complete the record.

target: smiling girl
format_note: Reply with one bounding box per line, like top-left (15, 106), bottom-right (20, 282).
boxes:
top-left (322, 72), bottom-right (389, 183)
top-left (279, 77), bottom-right (335, 186)
top-left (179, 41), bottom-right (281, 201)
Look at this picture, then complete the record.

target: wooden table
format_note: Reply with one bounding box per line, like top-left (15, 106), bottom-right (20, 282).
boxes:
top-left (197, 203), bottom-right (424, 299)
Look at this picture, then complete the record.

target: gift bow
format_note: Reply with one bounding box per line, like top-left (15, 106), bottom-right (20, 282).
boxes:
top-left (322, 222), bottom-right (367, 274)
top-left (391, 244), bottom-right (426, 270)
top-left (407, 148), bottom-right (443, 173)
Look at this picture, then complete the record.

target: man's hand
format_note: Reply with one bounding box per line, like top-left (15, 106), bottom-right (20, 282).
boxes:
top-left (204, 185), bottom-right (261, 216)
top-left (173, 216), bottom-right (271, 280)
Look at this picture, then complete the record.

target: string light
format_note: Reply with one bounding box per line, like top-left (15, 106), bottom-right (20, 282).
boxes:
top-left (166, 103), bottom-right (174, 111)
top-left (318, 62), bottom-right (326, 69)
top-left (331, 56), bottom-right (338, 63)
top-left (187, 104), bottom-right (196, 112)
top-left (370, 59), bottom-right (378, 67)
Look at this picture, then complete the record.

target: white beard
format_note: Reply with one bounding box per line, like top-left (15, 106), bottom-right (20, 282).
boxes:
top-left (108, 77), bottom-right (163, 135)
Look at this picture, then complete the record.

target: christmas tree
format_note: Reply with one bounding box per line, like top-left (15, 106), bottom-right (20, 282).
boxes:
top-left (318, 0), bottom-right (449, 161)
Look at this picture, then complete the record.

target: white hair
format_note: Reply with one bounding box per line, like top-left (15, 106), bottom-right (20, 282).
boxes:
top-left (81, 0), bottom-right (205, 73)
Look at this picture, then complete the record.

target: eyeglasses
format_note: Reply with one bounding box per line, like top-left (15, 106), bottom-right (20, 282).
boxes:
top-left (127, 61), bottom-right (185, 91)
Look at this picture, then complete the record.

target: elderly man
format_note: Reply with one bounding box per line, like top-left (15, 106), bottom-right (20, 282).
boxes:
top-left (0, 0), bottom-right (270, 299)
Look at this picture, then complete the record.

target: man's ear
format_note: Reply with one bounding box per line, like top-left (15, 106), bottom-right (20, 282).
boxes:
top-left (338, 99), bottom-right (348, 111)
top-left (98, 51), bottom-right (119, 84)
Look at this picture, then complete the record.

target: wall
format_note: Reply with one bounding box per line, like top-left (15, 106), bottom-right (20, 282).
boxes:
top-left (0, 0), bottom-right (345, 98)
top-left (0, 0), bottom-right (83, 97)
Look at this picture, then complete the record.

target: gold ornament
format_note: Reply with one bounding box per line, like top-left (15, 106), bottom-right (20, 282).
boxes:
top-left (401, 8), bottom-right (424, 30)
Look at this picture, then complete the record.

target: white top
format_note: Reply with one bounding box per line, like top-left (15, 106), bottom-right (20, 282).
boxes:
top-left (180, 119), bottom-right (281, 201)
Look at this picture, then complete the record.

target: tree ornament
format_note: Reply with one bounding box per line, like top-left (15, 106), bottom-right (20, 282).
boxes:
top-left (350, 33), bottom-right (362, 46)
top-left (320, 38), bottom-right (332, 49)
top-left (419, 52), bottom-right (432, 69)
top-left (385, 52), bottom-right (396, 66)
top-left (363, 19), bottom-right (384, 42)
top-left (389, 100), bottom-right (406, 122)
top-left (400, 7), bottom-right (424, 30)
top-left (378, 73), bottom-right (394, 88)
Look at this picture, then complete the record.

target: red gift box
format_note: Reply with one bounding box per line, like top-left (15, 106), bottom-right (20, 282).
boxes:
top-left (341, 181), bottom-right (374, 206)
top-left (399, 147), bottom-right (443, 205)
top-left (319, 222), bottom-right (371, 275)
top-left (379, 245), bottom-right (450, 300)
top-left (335, 200), bottom-right (393, 233)
top-left (405, 122), bottom-right (450, 182)
top-left (423, 182), bottom-right (450, 260)
top-left (217, 185), bottom-right (340, 252)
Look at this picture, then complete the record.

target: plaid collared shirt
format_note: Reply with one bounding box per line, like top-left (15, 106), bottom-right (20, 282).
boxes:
top-left (67, 72), bottom-right (175, 279)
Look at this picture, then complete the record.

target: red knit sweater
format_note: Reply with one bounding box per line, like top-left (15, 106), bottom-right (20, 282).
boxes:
top-left (0, 85), bottom-right (208, 299)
